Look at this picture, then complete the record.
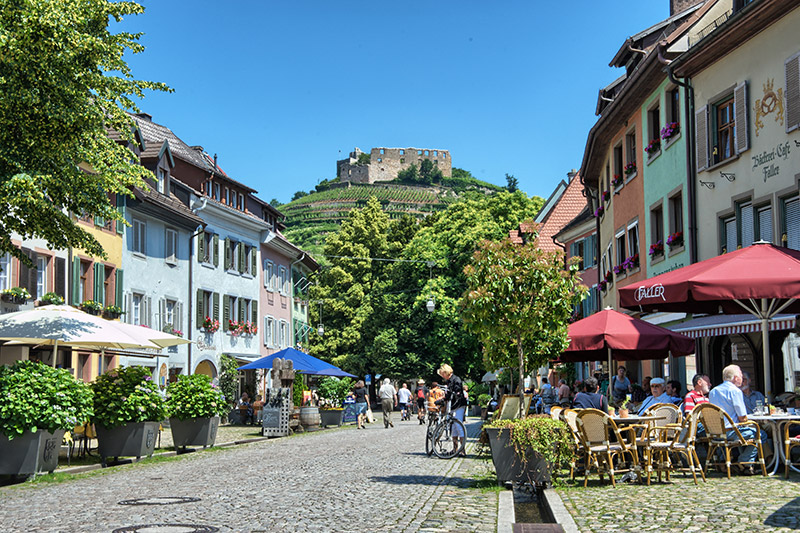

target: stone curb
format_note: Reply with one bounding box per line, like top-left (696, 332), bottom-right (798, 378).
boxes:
top-left (498, 489), bottom-right (515, 533)
top-left (542, 488), bottom-right (579, 533)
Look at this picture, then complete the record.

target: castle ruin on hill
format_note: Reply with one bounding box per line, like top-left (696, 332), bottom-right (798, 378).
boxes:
top-left (337, 147), bottom-right (452, 184)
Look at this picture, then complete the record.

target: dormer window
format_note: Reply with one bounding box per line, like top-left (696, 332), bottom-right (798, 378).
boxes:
top-left (156, 168), bottom-right (166, 194)
top-left (231, 192), bottom-right (237, 209)
top-left (214, 183), bottom-right (221, 201)
top-left (239, 193), bottom-right (244, 211)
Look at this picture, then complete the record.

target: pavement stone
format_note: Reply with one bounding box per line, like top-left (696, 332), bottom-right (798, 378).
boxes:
top-left (556, 469), bottom-right (800, 533)
top-left (0, 417), bottom-right (497, 533)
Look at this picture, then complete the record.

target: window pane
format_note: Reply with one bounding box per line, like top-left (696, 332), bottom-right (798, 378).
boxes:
top-left (740, 203), bottom-right (754, 247)
top-left (785, 198), bottom-right (800, 250)
top-left (724, 218), bottom-right (737, 253)
top-left (758, 207), bottom-right (773, 243)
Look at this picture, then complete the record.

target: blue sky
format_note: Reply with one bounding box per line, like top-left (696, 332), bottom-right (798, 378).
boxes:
top-left (120, 1), bottom-right (669, 204)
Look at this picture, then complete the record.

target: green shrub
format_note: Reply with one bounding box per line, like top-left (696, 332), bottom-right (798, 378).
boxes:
top-left (485, 416), bottom-right (575, 475)
top-left (165, 374), bottom-right (227, 420)
top-left (0, 360), bottom-right (94, 439)
top-left (91, 366), bottom-right (166, 429)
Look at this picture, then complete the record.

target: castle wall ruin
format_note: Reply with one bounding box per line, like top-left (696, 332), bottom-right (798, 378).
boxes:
top-left (337, 147), bottom-right (452, 184)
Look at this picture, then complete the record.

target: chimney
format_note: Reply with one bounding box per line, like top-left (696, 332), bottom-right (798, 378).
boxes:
top-left (189, 145), bottom-right (204, 152)
top-left (567, 169), bottom-right (578, 182)
top-left (134, 112), bottom-right (152, 121)
top-left (670, 0), bottom-right (704, 15)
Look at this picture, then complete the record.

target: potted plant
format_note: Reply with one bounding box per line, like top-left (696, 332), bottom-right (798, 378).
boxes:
top-left (2, 286), bottom-right (31, 304)
top-left (79, 299), bottom-right (103, 315)
top-left (0, 360), bottom-right (93, 475)
top-left (666, 231), bottom-right (684, 250)
top-left (165, 374), bottom-right (226, 450)
top-left (478, 393), bottom-right (492, 420)
top-left (660, 121), bottom-right (680, 141)
top-left (618, 397), bottom-right (630, 418)
top-left (38, 292), bottom-right (65, 306)
top-left (317, 376), bottom-right (354, 427)
top-left (91, 366), bottom-right (167, 466)
top-left (103, 305), bottom-right (124, 319)
top-left (162, 324), bottom-right (183, 338)
top-left (484, 415), bottom-right (575, 486)
top-left (649, 240), bottom-right (664, 258)
top-left (593, 205), bottom-right (604, 218)
top-left (623, 161), bottom-right (637, 176)
top-left (202, 316), bottom-right (220, 333)
top-left (645, 138), bottom-right (661, 156)
top-left (611, 174), bottom-right (624, 188)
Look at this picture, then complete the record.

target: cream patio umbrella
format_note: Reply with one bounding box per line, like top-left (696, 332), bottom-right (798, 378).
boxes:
top-left (0, 305), bottom-right (164, 365)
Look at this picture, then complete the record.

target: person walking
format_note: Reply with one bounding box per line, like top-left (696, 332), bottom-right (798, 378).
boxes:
top-left (353, 380), bottom-right (370, 429)
top-left (379, 378), bottom-right (397, 428)
top-left (397, 383), bottom-right (412, 421)
top-left (415, 379), bottom-right (428, 424)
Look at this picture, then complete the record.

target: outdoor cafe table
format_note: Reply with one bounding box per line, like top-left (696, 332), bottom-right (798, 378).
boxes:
top-left (749, 413), bottom-right (800, 475)
top-left (612, 415), bottom-right (663, 425)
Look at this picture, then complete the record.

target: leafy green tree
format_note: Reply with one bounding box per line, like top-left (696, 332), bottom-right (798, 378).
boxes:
top-left (218, 354), bottom-right (241, 408)
top-left (0, 0), bottom-right (169, 262)
top-left (462, 235), bottom-right (587, 417)
top-left (505, 173), bottom-right (519, 193)
top-left (397, 164), bottom-right (420, 184)
top-left (419, 159), bottom-right (443, 184)
top-left (269, 198), bottom-right (282, 208)
top-left (292, 190), bottom-right (308, 201)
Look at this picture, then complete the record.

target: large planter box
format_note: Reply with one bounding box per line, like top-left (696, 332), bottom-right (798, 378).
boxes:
top-left (169, 416), bottom-right (219, 448)
top-left (485, 426), bottom-right (551, 486)
top-left (96, 421), bottom-right (159, 465)
top-left (0, 429), bottom-right (65, 476)
top-left (319, 409), bottom-right (344, 428)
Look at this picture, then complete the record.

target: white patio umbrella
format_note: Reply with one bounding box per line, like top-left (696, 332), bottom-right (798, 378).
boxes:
top-left (111, 320), bottom-right (191, 348)
top-left (0, 305), bottom-right (165, 366)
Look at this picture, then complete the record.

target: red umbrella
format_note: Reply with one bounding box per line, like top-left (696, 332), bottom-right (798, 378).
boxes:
top-left (619, 241), bottom-right (800, 398)
top-left (561, 308), bottom-right (695, 400)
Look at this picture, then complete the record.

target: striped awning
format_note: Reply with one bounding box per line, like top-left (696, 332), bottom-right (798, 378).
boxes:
top-left (666, 314), bottom-right (795, 339)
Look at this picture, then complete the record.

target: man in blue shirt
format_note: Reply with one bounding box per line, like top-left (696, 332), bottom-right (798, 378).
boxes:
top-left (740, 371), bottom-right (766, 414)
top-left (636, 378), bottom-right (672, 414)
top-left (572, 376), bottom-right (608, 411)
top-left (708, 364), bottom-right (764, 473)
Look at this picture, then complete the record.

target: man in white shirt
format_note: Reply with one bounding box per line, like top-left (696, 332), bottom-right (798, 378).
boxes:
top-left (636, 378), bottom-right (672, 414)
top-left (397, 383), bottom-right (413, 421)
top-left (379, 378), bottom-right (397, 428)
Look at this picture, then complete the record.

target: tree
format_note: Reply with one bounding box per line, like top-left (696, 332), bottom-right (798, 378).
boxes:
top-left (0, 0), bottom-right (170, 263)
top-left (292, 190), bottom-right (308, 201)
top-left (397, 164), bottom-right (420, 183)
top-left (269, 198), bottom-right (282, 208)
top-left (505, 173), bottom-right (519, 193)
top-left (462, 234), bottom-right (587, 418)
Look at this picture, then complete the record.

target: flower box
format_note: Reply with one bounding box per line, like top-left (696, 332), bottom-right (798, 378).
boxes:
top-left (103, 305), bottom-right (123, 319)
top-left (96, 421), bottom-right (159, 465)
top-left (660, 122), bottom-right (680, 141)
top-left (645, 139), bottom-right (661, 155)
top-left (602, 190), bottom-right (610, 203)
top-left (593, 205), bottom-right (604, 218)
top-left (0, 429), bottom-right (65, 476)
top-left (666, 231), bottom-right (684, 249)
top-left (2, 287), bottom-right (31, 304)
top-left (649, 241), bottom-right (664, 257)
top-left (319, 408), bottom-right (344, 428)
top-left (79, 300), bottom-right (103, 315)
top-left (623, 162), bottom-right (637, 175)
top-left (202, 316), bottom-right (220, 333)
top-left (611, 174), bottom-right (624, 188)
top-left (169, 416), bottom-right (219, 449)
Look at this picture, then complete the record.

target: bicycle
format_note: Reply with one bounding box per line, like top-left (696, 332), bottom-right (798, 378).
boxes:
top-left (425, 403), bottom-right (466, 459)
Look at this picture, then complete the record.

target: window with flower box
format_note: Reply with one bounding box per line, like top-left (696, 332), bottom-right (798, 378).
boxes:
top-left (696, 82), bottom-right (749, 171)
top-left (196, 289), bottom-right (219, 330)
top-left (650, 204), bottom-right (664, 260)
top-left (615, 230), bottom-right (627, 276)
top-left (0, 253), bottom-right (10, 291)
top-left (646, 104), bottom-right (661, 159)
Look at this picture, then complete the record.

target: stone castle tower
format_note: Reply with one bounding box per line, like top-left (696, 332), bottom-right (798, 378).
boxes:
top-left (337, 147), bottom-right (452, 184)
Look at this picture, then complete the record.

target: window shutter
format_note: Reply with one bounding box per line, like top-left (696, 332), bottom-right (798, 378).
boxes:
top-left (251, 300), bottom-right (258, 325)
top-left (725, 218), bottom-right (737, 253)
top-left (55, 257), bottom-right (66, 300)
top-left (251, 247), bottom-right (257, 275)
top-left (144, 296), bottom-right (152, 327)
top-left (213, 292), bottom-right (220, 321)
top-left (237, 298), bottom-right (244, 321)
top-left (225, 238), bottom-right (231, 269)
top-left (263, 260), bottom-right (268, 287)
top-left (25, 250), bottom-right (37, 299)
top-left (71, 258), bottom-right (81, 304)
top-left (115, 268), bottom-right (123, 307)
top-left (740, 204), bottom-right (754, 247)
top-left (695, 105), bottom-right (709, 171)
top-left (758, 207), bottom-right (773, 243)
top-left (116, 194), bottom-right (125, 235)
top-left (196, 289), bottom-right (204, 327)
top-left (125, 292), bottom-right (132, 324)
top-left (734, 81), bottom-right (749, 154)
top-left (238, 244), bottom-right (245, 274)
top-left (785, 197), bottom-right (800, 250)
top-left (93, 263), bottom-right (103, 304)
top-left (176, 301), bottom-right (183, 332)
top-left (786, 52), bottom-right (800, 133)
top-left (198, 232), bottom-right (205, 262)
top-left (213, 234), bottom-right (219, 267)
top-left (264, 316), bottom-right (269, 345)
top-left (159, 298), bottom-right (166, 331)
top-left (223, 295), bottom-right (230, 326)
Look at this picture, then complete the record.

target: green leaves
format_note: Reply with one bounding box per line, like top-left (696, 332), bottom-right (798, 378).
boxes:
top-left (0, 360), bottom-right (93, 439)
top-left (165, 374), bottom-right (227, 420)
top-left (91, 365), bottom-right (165, 428)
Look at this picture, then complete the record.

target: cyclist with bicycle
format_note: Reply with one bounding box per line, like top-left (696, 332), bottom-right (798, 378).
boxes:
top-left (435, 364), bottom-right (467, 457)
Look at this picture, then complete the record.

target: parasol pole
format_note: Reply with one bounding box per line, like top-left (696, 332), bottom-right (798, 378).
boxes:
top-left (761, 298), bottom-right (772, 401)
top-left (607, 345), bottom-right (613, 403)
top-left (52, 340), bottom-right (58, 367)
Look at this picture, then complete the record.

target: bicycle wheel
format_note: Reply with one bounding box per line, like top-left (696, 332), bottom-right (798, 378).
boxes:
top-left (425, 421), bottom-right (437, 456)
top-left (432, 418), bottom-right (466, 459)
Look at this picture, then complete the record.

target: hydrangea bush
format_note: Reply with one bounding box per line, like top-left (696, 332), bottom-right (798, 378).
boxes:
top-left (165, 374), bottom-right (227, 420)
top-left (91, 366), bottom-right (166, 429)
top-left (0, 360), bottom-right (94, 439)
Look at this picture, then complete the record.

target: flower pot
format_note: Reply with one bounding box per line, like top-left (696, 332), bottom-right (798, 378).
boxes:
top-left (82, 307), bottom-right (101, 316)
top-left (2, 294), bottom-right (27, 304)
top-left (96, 421), bottom-right (159, 465)
top-left (0, 429), bottom-right (65, 476)
top-left (619, 408), bottom-right (629, 418)
top-left (319, 409), bottom-right (344, 428)
top-left (299, 406), bottom-right (320, 429)
top-left (103, 310), bottom-right (122, 319)
top-left (169, 416), bottom-right (219, 448)
top-left (485, 427), bottom-right (552, 486)
top-left (481, 407), bottom-right (488, 420)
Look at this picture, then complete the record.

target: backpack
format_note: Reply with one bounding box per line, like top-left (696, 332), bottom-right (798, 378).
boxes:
top-left (417, 388), bottom-right (425, 399)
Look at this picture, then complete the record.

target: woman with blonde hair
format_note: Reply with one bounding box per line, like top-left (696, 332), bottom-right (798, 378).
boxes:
top-left (436, 364), bottom-right (467, 456)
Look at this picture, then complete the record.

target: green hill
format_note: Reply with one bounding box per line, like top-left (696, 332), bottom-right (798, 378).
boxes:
top-left (281, 172), bottom-right (505, 256)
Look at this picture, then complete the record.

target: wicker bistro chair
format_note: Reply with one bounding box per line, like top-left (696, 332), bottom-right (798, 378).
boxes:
top-left (629, 403), bottom-right (682, 483)
top-left (785, 421), bottom-right (800, 478)
top-left (695, 403), bottom-right (767, 478)
top-left (645, 408), bottom-right (706, 485)
top-left (550, 406), bottom-right (563, 422)
top-left (561, 408), bottom-right (584, 480)
top-left (575, 408), bottom-right (639, 487)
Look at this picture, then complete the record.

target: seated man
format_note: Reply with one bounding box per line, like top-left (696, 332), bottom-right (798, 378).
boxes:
top-left (740, 371), bottom-right (766, 414)
top-left (636, 378), bottom-right (672, 414)
top-left (708, 364), bottom-right (767, 475)
top-left (666, 380), bottom-right (683, 405)
top-left (683, 374), bottom-right (711, 413)
top-left (572, 376), bottom-right (608, 412)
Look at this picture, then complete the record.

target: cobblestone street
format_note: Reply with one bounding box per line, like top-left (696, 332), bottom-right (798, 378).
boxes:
top-left (0, 418), bottom-right (497, 533)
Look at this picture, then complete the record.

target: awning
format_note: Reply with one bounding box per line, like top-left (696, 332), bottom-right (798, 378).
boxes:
top-left (666, 314), bottom-right (795, 339)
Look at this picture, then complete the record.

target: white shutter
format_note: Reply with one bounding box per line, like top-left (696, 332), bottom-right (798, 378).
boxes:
top-left (785, 197), bottom-right (800, 251)
top-left (740, 203), bottom-right (754, 247)
top-left (125, 292), bottom-right (132, 324)
top-left (695, 105), bottom-right (709, 171)
top-left (734, 81), bottom-right (749, 154)
top-left (159, 298), bottom-right (166, 331)
top-left (144, 296), bottom-right (152, 328)
top-left (786, 52), bottom-right (800, 133)
top-left (758, 206), bottom-right (773, 244)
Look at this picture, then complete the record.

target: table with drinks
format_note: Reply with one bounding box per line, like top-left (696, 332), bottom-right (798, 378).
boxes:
top-left (748, 403), bottom-right (800, 476)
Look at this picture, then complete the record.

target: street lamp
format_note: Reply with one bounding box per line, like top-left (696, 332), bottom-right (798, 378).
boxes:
top-left (426, 297), bottom-right (435, 313)
top-left (317, 301), bottom-right (324, 336)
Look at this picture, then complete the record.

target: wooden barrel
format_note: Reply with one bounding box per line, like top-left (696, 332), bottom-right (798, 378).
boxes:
top-left (299, 406), bottom-right (320, 428)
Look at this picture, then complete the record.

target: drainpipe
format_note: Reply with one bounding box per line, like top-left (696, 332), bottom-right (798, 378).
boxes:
top-left (189, 196), bottom-right (209, 375)
top-left (552, 235), bottom-right (567, 269)
top-left (659, 42), bottom-right (697, 265)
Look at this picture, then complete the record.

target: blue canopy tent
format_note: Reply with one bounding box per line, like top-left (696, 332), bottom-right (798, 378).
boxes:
top-left (237, 347), bottom-right (356, 378)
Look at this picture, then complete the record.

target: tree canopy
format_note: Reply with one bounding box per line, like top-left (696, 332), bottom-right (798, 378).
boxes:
top-left (462, 235), bottom-right (587, 417)
top-left (0, 0), bottom-right (169, 262)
